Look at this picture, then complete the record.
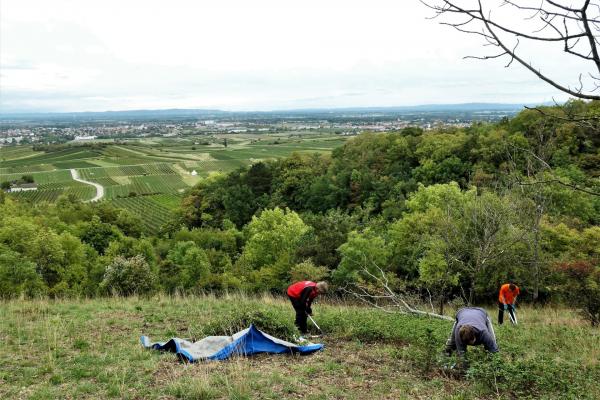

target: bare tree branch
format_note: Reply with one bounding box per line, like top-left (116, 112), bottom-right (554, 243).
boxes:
top-left (421, 0), bottom-right (600, 100)
top-left (342, 255), bottom-right (453, 320)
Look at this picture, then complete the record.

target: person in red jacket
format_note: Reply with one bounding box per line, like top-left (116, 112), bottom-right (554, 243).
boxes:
top-left (498, 283), bottom-right (520, 325)
top-left (287, 281), bottom-right (328, 335)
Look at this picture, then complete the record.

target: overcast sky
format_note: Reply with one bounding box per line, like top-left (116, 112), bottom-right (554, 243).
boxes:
top-left (0, 0), bottom-right (587, 113)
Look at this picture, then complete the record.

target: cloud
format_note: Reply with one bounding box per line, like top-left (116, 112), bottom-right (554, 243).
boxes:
top-left (0, 0), bottom-right (584, 112)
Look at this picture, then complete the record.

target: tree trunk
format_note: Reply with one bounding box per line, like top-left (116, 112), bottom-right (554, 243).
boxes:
top-left (532, 203), bottom-right (543, 301)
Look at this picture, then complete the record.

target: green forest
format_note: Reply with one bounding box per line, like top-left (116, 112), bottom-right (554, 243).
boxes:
top-left (1, 101), bottom-right (599, 322)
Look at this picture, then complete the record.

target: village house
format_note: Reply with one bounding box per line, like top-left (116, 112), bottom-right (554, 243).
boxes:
top-left (8, 183), bottom-right (38, 192)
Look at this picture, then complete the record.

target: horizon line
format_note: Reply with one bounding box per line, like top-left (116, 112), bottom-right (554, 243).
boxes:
top-left (0, 100), bottom-right (556, 116)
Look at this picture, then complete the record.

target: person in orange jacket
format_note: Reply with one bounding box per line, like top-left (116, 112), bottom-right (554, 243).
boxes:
top-left (498, 283), bottom-right (520, 325)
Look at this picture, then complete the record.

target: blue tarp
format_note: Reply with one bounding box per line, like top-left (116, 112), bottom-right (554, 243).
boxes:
top-left (141, 324), bottom-right (323, 362)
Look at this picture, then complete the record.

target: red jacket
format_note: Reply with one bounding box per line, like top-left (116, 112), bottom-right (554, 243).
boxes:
top-left (287, 281), bottom-right (318, 300)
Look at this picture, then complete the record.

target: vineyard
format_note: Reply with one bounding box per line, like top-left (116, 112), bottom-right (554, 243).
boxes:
top-left (109, 194), bottom-right (181, 232)
top-left (77, 163), bottom-right (178, 180)
top-left (0, 147), bottom-right (104, 170)
top-left (77, 163), bottom-right (190, 200)
top-left (103, 175), bottom-right (189, 199)
top-left (0, 134), bottom-right (346, 231)
top-left (0, 169), bottom-right (72, 185)
top-left (0, 169), bottom-right (97, 202)
top-left (8, 185), bottom-right (96, 203)
top-left (177, 159), bottom-right (253, 176)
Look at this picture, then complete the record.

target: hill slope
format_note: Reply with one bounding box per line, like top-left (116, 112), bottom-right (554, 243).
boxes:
top-left (1, 295), bottom-right (598, 399)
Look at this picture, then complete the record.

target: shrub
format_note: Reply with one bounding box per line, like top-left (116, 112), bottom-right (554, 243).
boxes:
top-left (101, 255), bottom-right (158, 296)
top-left (200, 305), bottom-right (298, 340)
top-left (0, 250), bottom-right (46, 298)
top-left (553, 260), bottom-right (600, 326)
top-left (21, 175), bottom-right (34, 183)
top-left (467, 353), bottom-right (591, 398)
top-left (166, 241), bottom-right (211, 290)
top-left (289, 260), bottom-right (329, 283)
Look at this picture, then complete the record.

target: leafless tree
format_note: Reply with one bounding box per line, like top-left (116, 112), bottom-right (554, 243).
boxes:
top-left (504, 125), bottom-right (553, 300)
top-left (340, 257), bottom-right (453, 320)
top-left (421, 0), bottom-right (600, 100)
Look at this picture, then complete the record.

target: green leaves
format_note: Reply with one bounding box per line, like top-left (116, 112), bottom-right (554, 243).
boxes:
top-left (165, 241), bottom-right (211, 290)
top-left (335, 229), bottom-right (391, 285)
top-left (0, 248), bottom-right (45, 298)
top-left (239, 207), bottom-right (310, 290)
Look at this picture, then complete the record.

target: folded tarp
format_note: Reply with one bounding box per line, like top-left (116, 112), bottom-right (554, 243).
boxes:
top-left (141, 324), bottom-right (323, 362)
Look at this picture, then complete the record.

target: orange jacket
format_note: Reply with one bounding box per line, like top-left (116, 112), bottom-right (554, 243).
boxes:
top-left (498, 284), bottom-right (520, 304)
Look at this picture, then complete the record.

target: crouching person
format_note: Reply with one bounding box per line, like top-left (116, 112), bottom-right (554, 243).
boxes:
top-left (287, 281), bottom-right (328, 339)
top-left (445, 307), bottom-right (498, 367)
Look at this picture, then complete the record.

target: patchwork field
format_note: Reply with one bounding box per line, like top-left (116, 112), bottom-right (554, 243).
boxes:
top-left (0, 295), bottom-right (598, 399)
top-left (0, 169), bottom-right (97, 202)
top-left (0, 133), bottom-right (347, 233)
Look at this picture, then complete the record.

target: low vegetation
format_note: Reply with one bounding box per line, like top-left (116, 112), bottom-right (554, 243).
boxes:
top-left (0, 295), bottom-right (598, 399)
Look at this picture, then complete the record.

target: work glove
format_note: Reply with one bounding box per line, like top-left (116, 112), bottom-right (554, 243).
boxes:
top-left (503, 304), bottom-right (509, 310)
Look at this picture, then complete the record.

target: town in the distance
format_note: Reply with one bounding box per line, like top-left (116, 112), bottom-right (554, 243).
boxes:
top-left (0, 103), bottom-right (525, 145)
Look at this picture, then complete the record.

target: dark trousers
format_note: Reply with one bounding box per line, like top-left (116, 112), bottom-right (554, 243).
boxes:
top-left (498, 302), bottom-right (516, 325)
top-left (288, 295), bottom-right (308, 334)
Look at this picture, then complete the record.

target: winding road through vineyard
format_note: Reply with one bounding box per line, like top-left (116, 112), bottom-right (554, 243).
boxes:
top-left (70, 168), bottom-right (104, 202)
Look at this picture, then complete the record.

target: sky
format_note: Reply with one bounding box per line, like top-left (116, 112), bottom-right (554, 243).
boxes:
top-left (0, 0), bottom-right (589, 113)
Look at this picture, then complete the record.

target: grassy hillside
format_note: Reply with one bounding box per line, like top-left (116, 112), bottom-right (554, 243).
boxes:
top-left (1, 295), bottom-right (598, 399)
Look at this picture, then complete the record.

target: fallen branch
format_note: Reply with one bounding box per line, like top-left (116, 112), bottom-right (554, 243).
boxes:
top-left (341, 261), bottom-right (453, 321)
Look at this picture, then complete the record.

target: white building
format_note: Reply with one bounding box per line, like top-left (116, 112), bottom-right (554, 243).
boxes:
top-left (9, 183), bottom-right (38, 192)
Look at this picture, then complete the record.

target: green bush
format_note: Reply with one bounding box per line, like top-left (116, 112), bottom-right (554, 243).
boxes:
top-left (318, 308), bottom-right (449, 343)
top-left (0, 250), bottom-right (46, 298)
top-left (100, 255), bottom-right (158, 296)
top-left (289, 259), bottom-right (329, 282)
top-left (200, 305), bottom-right (298, 340)
top-left (553, 260), bottom-right (600, 326)
top-left (467, 353), bottom-right (594, 398)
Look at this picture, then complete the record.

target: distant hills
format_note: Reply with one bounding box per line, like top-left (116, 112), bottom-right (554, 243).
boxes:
top-left (283, 103), bottom-right (534, 113)
top-left (0, 102), bottom-right (542, 122)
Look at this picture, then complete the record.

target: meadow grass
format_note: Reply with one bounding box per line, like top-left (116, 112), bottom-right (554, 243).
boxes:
top-left (0, 295), bottom-right (598, 399)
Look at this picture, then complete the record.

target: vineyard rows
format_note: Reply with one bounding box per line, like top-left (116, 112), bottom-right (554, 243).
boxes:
top-left (0, 148), bottom-right (102, 168)
top-left (179, 159), bottom-right (252, 174)
top-left (0, 170), bottom-right (73, 185)
top-left (9, 185), bottom-right (96, 203)
top-left (103, 175), bottom-right (188, 199)
top-left (77, 163), bottom-right (177, 181)
top-left (109, 195), bottom-right (179, 233)
top-left (149, 193), bottom-right (182, 209)
top-left (0, 165), bottom-right (55, 174)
